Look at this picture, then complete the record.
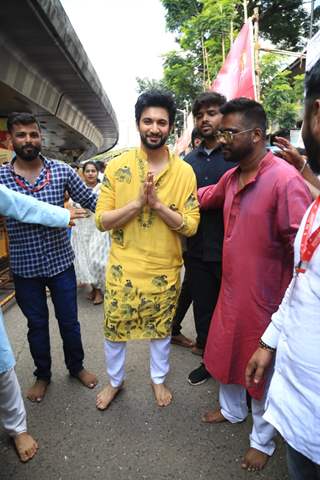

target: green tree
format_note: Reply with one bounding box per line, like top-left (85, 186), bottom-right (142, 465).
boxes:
top-left (247, 0), bottom-right (320, 50)
top-left (136, 77), bottom-right (166, 93)
top-left (260, 54), bottom-right (304, 130)
top-left (162, 0), bottom-right (319, 50)
top-left (138, 0), bottom-right (315, 134)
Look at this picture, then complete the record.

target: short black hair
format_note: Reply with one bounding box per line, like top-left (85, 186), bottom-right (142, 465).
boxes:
top-left (7, 112), bottom-right (40, 133)
top-left (305, 57), bottom-right (320, 102)
top-left (135, 90), bottom-right (176, 127)
top-left (191, 127), bottom-right (202, 148)
top-left (220, 97), bottom-right (267, 136)
top-left (192, 91), bottom-right (226, 116)
top-left (95, 160), bottom-right (105, 172)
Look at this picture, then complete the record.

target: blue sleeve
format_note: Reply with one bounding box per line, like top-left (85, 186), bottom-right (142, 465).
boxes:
top-left (65, 165), bottom-right (97, 212)
top-left (0, 184), bottom-right (70, 227)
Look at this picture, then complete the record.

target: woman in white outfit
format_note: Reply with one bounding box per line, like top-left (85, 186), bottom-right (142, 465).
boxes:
top-left (71, 161), bottom-right (110, 304)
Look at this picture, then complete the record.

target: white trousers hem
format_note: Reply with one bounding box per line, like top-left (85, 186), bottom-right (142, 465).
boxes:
top-left (104, 337), bottom-right (171, 386)
top-left (0, 368), bottom-right (27, 437)
top-left (219, 382), bottom-right (276, 455)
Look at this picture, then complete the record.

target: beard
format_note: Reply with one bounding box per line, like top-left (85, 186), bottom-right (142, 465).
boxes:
top-left (14, 144), bottom-right (41, 162)
top-left (139, 132), bottom-right (168, 150)
top-left (222, 144), bottom-right (253, 163)
top-left (198, 126), bottom-right (215, 139)
top-left (302, 126), bottom-right (320, 174)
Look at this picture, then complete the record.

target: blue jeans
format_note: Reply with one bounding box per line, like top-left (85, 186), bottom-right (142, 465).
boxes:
top-left (287, 444), bottom-right (320, 480)
top-left (13, 265), bottom-right (84, 381)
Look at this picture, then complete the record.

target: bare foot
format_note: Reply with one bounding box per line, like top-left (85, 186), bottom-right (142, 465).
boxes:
top-left (96, 384), bottom-right (123, 410)
top-left (241, 447), bottom-right (270, 472)
top-left (202, 408), bottom-right (227, 423)
top-left (76, 368), bottom-right (98, 389)
top-left (86, 288), bottom-right (95, 301)
top-left (171, 334), bottom-right (194, 348)
top-left (152, 382), bottom-right (172, 407)
top-left (27, 379), bottom-right (49, 403)
top-left (191, 345), bottom-right (204, 356)
top-left (14, 432), bottom-right (38, 462)
top-left (93, 289), bottom-right (103, 305)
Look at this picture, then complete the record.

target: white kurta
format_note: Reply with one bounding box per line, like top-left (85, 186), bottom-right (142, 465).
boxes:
top-left (262, 200), bottom-right (320, 465)
top-left (71, 183), bottom-right (110, 291)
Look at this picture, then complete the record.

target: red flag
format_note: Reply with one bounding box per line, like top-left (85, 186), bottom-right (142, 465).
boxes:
top-left (211, 20), bottom-right (257, 100)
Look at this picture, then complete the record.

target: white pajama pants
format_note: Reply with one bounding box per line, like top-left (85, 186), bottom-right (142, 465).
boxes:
top-left (0, 368), bottom-right (27, 437)
top-left (219, 383), bottom-right (276, 456)
top-left (104, 337), bottom-right (171, 387)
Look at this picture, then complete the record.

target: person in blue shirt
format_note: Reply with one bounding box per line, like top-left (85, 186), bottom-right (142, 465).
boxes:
top-left (0, 183), bottom-right (86, 462)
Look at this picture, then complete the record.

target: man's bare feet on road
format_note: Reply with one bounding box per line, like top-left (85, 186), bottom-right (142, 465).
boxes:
top-left (14, 432), bottom-right (38, 462)
top-left (241, 447), bottom-right (270, 472)
top-left (27, 379), bottom-right (49, 403)
top-left (152, 383), bottom-right (172, 407)
top-left (171, 334), bottom-right (194, 348)
top-left (96, 384), bottom-right (123, 410)
top-left (93, 289), bottom-right (103, 305)
top-left (202, 408), bottom-right (227, 423)
top-left (76, 368), bottom-right (98, 389)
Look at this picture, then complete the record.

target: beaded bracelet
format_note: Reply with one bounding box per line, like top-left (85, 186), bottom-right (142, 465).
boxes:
top-left (259, 339), bottom-right (276, 352)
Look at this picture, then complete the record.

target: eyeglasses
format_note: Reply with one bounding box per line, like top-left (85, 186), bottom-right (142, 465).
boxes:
top-left (216, 128), bottom-right (254, 143)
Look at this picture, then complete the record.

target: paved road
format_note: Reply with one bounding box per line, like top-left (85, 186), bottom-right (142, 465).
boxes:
top-left (1, 289), bottom-right (289, 480)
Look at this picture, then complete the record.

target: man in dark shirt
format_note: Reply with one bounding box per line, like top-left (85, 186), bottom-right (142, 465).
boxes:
top-left (171, 92), bottom-right (236, 385)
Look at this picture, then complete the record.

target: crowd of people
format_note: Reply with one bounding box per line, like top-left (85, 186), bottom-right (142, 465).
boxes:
top-left (0, 54), bottom-right (320, 480)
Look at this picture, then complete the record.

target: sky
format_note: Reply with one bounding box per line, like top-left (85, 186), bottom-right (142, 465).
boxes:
top-left (60, 0), bottom-right (177, 148)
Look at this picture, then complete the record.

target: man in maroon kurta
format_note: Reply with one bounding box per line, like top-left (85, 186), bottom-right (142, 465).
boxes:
top-left (198, 98), bottom-right (311, 472)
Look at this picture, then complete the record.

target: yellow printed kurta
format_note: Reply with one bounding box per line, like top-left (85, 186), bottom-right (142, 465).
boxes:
top-left (95, 147), bottom-right (199, 342)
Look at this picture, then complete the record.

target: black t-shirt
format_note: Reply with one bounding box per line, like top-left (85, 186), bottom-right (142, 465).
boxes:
top-left (184, 144), bottom-right (237, 262)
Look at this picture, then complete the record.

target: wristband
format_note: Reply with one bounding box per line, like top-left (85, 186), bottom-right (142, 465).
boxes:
top-left (259, 339), bottom-right (276, 352)
top-left (299, 158), bottom-right (307, 174)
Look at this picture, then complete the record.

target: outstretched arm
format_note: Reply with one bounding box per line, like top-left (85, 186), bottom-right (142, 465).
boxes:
top-left (0, 184), bottom-right (72, 227)
top-left (274, 136), bottom-right (320, 198)
top-left (198, 170), bottom-right (231, 210)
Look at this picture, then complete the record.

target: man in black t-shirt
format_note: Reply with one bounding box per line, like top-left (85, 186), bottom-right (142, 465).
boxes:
top-left (171, 92), bottom-right (237, 385)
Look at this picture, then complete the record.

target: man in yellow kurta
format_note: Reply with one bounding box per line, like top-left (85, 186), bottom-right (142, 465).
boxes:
top-left (95, 90), bottom-right (199, 409)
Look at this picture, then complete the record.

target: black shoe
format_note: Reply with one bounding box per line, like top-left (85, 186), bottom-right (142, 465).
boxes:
top-left (187, 363), bottom-right (211, 386)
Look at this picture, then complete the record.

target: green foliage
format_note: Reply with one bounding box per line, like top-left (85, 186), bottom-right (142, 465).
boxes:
top-left (260, 54), bottom-right (304, 130)
top-left (247, 1), bottom-right (320, 50)
top-left (136, 77), bottom-right (166, 93)
top-left (163, 51), bottom-right (202, 106)
top-left (162, 0), bottom-right (319, 50)
top-left (137, 1), bottom-right (315, 134)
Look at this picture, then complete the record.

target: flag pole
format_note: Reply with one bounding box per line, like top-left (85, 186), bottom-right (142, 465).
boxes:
top-left (253, 7), bottom-right (261, 102)
top-left (243, 0), bottom-right (248, 22)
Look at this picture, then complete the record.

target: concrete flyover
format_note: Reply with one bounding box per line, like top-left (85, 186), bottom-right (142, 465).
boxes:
top-left (0, 0), bottom-right (118, 161)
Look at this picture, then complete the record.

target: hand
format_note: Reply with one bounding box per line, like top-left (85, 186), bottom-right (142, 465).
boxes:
top-left (67, 206), bottom-right (89, 226)
top-left (145, 172), bottom-right (161, 210)
top-left (135, 183), bottom-right (148, 209)
top-left (273, 137), bottom-right (306, 170)
top-left (245, 347), bottom-right (274, 388)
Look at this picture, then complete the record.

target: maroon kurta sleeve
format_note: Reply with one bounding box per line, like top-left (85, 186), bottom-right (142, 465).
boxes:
top-left (275, 176), bottom-right (312, 254)
top-left (198, 170), bottom-right (232, 209)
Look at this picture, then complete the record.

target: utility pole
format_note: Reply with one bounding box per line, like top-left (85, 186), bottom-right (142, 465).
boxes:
top-left (310, 0), bottom-right (315, 39)
top-left (230, 19), bottom-right (234, 46)
top-left (253, 7), bottom-right (261, 102)
top-left (243, 0), bottom-right (248, 22)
